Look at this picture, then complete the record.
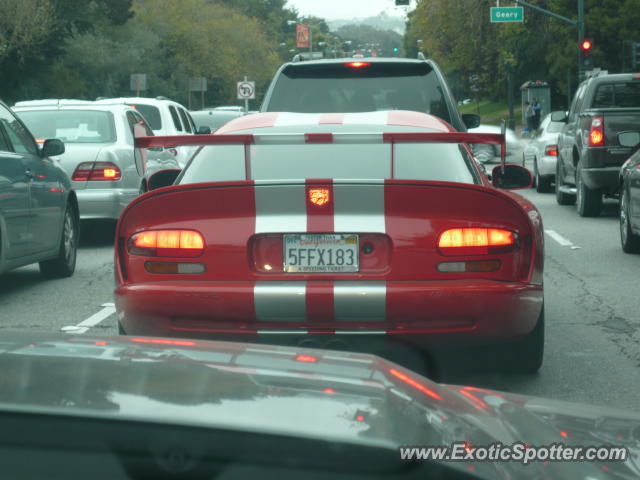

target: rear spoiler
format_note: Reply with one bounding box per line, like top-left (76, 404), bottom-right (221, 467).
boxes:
top-left (134, 131), bottom-right (506, 178)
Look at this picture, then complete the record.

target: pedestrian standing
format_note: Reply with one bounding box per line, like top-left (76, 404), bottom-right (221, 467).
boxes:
top-left (532, 98), bottom-right (542, 131)
top-left (524, 101), bottom-right (535, 137)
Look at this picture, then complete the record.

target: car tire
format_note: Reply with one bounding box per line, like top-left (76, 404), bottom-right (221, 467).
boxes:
top-left (535, 160), bottom-right (552, 193)
top-left (39, 202), bottom-right (78, 278)
top-left (620, 185), bottom-right (640, 253)
top-left (555, 159), bottom-right (575, 205)
top-left (500, 308), bottom-right (545, 374)
top-left (576, 161), bottom-right (602, 217)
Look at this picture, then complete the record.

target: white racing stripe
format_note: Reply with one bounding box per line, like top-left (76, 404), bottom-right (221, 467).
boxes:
top-left (274, 113), bottom-right (322, 127)
top-left (333, 182), bottom-right (386, 233)
top-left (61, 302), bottom-right (115, 334)
top-left (545, 229), bottom-right (575, 247)
top-left (343, 111), bottom-right (389, 125)
top-left (334, 282), bottom-right (386, 322)
top-left (255, 183), bottom-right (307, 233)
top-left (254, 282), bottom-right (306, 322)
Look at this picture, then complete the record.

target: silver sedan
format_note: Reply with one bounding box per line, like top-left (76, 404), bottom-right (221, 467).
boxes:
top-left (14, 102), bottom-right (179, 221)
top-left (522, 113), bottom-right (564, 193)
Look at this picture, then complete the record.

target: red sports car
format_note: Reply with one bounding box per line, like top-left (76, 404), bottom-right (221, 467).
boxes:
top-left (114, 111), bottom-right (544, 373)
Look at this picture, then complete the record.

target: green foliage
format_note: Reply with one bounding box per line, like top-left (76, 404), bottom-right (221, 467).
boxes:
top-left (406, 0), bottom-right (640, 108)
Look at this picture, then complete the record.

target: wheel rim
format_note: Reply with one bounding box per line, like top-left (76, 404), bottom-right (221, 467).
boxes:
top-left (63, 210), bottom-right (76, 265)
top-left (621, 188), bottom-right (629, 245)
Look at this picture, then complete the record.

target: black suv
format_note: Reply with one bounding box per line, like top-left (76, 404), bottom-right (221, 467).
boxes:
top-left (555, 72), bottom-right (640, 216)
top-left (260, 57), bottom-right (479, 132)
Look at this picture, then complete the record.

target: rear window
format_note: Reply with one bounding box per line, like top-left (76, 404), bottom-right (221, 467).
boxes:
top-left (178, 140), bottom-right (475, 185)
top-left (266, 62), bottom-right (452, 123)
top-left (128, 104), bottom-right (162, 130)
top-left (591, 82), bottom-right (640, 108)
top-left (18, 110), bottom-right (115, 143)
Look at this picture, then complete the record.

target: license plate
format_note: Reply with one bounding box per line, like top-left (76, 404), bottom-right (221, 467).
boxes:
top-left (283, 234), bottom-right (359, 273)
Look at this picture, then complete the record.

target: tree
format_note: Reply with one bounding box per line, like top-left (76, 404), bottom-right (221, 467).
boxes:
top-left (0, 0), bottom-right (54, 64)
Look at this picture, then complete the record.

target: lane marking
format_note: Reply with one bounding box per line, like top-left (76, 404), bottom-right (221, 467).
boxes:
top-left (61, 302), bottom-right (116, 334)
top-left (545, 229), bottom-right (577, 247)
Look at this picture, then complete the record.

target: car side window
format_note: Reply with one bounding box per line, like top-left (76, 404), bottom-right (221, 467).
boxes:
top-left (178, 108), bottom-right (193, 133)
top-left (568, 84), bottom-right (586, 123)
top-left (0, 105), bottom-right (38, 155)
top-left (168, 106), bottom-right (183, 132)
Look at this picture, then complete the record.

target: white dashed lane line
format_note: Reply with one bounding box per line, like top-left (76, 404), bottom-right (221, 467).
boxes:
top-left (545, 229), bottom-right (580, 249)
top-left (61, 302), bottom-right (116, 334)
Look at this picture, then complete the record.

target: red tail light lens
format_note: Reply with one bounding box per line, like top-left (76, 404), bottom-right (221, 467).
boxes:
top-left (588, 116), bottom-right (605, 146)
top-left (438, 228), bottom-right (518, 256)
top-left (129, 230), bottom-right (204, 257)
top-left (544, 144), bottom-right (558, 156)
top-left (72, 162), bottom-right (121, 181)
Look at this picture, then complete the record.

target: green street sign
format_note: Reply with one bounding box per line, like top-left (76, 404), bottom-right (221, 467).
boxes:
top-left (490, 6), bottom-right (524, 23)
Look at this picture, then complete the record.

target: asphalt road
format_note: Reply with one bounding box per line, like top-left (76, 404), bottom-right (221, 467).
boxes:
top-left (1, 163), bottom-right (640, 413)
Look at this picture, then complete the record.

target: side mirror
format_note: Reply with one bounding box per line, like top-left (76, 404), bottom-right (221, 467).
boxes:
top-left (196, 126), bottom-right (211, 135)
top-left (147, 169), bottom-right (181, 191)
top-left (550, 110), bottom-right (567, 123)
top-left (617, 131), bottom-right (640, 148)
top-left (491, 164), bottom-right (532, 190)
top-left (462, 113), bottom-right (481, 129)
top-left (41, 139), bottom-right (65, 157)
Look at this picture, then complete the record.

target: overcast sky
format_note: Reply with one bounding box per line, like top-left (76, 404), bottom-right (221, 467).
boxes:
top-left (285, 0), bottom-right (412, 20)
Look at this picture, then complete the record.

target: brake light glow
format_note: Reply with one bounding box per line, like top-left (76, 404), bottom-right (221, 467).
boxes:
top-left (389, 368), bottom-right (441, 400)
top-left (438, 228), bottom-right (518, 256)
top-left (72, 162), bottom-right (121, 181)
top-left (346, 61), bottom-right (370, 68)
top-left (544, 145), bottom-right (558, 156)
top-left (130, 337), bottom-right (197, 346)
top-left (129, 230), bottom-right (204, 257)
top-left (589, 116), bottom-right (605, 146)
top-left (295, 354), bottom-right (317, 363)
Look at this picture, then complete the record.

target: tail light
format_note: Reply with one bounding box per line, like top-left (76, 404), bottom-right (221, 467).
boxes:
top-left (128, 230), bottom-right (204, 257)
top-left (72, 162), bottom-right (121, 181)
top-left (438, 228), bottom-right (518, 256)
top-left (544, 144), bottom-right (558, 156)
top-left (345, 61), bottom-right (371, 68)
top-left (167, 148), bottom-right (178, 156)
top-left (588, 116), bottom-right (605, 146)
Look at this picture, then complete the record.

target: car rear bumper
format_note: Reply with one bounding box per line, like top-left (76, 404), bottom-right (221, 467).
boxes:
top-left (77, 188), bottom-right (138, 220)
top-left (537, 155), bottom-right (557, 177)
top-left (115, 280), bottom-right (543, 346)
top-left (580, 166), bottom-right (620, 192)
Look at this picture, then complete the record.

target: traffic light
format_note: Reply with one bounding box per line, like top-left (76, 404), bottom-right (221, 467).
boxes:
top-left (580, 38), bottom-right (593, 69)
top-left (393, 47), bottom-right (399, 53)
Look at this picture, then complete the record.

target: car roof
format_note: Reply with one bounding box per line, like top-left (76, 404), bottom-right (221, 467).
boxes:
top-left (216, 111), bottom-right (452, 135)
top-left (94, 97), bottom-right (186, 107)
top-left (13, 99), bottom-right (93, 108)
top-left (12, 103), bottom-right (134, 114)
top-left (284, 57), bottom-right (431, 68)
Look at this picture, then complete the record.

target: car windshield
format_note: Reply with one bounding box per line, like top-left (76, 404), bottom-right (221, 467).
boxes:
top-left (17, 110), bottom-right (115, 143)
top-left (592, 82), bottom-right (640, 108)
top-left (266, 62), bottom-right (452, 123)
top-left (179, 140), bottom-right (476, 184)
top-left (128, 103), bottom-right (162, 130)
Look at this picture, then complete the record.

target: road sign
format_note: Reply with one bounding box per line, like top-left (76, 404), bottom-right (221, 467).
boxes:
top-left (237, 80), bottom-right (255, 100)
top-left (296, 23), bottom-right (309, 49)
top-left (189, 77), bottom-right (207, 92)
top-left (130, 73), bottom-right (147, 94)
top-left (490, 7), bottom-right (524, 23)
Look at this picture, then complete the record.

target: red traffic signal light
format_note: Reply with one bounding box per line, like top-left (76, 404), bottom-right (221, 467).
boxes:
top-left (581, 39), bottom-right (593, 54)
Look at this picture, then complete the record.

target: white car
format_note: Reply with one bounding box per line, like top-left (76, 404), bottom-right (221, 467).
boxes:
top-left (94, 97), bottom-right (198, 167)
top-left (522, 113), bottom-right (564, 193)
top-left (14, 101), bottom-right (179, 221)
top-left (468, 124), bottom-right (521, 164)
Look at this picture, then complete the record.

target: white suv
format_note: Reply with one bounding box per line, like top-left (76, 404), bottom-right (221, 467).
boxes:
top-left (94, 97), bottom-right (199, 166)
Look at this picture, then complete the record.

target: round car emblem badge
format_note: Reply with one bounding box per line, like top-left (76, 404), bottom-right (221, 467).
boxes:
top-left (309, 188), bottom-right (330, 207)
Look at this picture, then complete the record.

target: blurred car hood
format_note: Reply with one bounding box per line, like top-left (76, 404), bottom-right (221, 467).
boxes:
top-left (469, 124), bottom-right (521, 154)
top-left (0, 332), bottom-right (638, 478)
